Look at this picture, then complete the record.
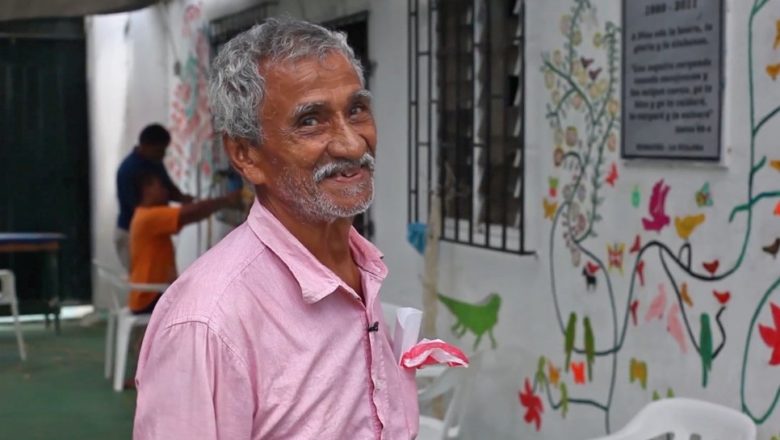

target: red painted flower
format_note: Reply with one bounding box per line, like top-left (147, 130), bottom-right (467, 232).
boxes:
top-left (519, 378), bottom-right (543, 431)
top-left (759, 302), bottom-right (780, 365)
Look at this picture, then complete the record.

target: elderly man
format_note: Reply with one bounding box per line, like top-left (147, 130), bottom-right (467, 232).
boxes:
top-left (134, 18), bottom-right (419, 439)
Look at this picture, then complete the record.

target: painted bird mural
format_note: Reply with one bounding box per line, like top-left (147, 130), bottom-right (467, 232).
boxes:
top-left (559, 383), bottom-right (569, 417)
top-left (699, 313), bottom-right (714, 388)
top-left (667, 302), bottom-right (687, 353)
top-left (680, 282), bottom-right (694, 307)
top-left (438, 292), bottom-right (501, 350)
top-left (674, 214), bottom-right (706, 241)
top-left (759, 302), bottom-right (780, 365)
top-left (582, 267), bottom-right (597, 290)
top-left (630, 300), bottom-right (639, 326)
top-left (571, 361), bottom-right (586, 384)
top-left (564, 312), bottom-right (577, 372)
top-left (629, 357), bottom-right (648, 389)
top-left (764, 238), bottom-right (780, 258)
top-left (605, 162), bottom-right (618, 187)
top-left (645, 284), bottom-right (668, 322)
top-left (584, 316), bottom-right (595, 381)
top-left (642, 179), bottom-right (671, 232)
top-left (607, 242), bottom-right (625, 274)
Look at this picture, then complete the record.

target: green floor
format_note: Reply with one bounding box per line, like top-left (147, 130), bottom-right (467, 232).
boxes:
top-left (0, 319), bottom-right (136, 439)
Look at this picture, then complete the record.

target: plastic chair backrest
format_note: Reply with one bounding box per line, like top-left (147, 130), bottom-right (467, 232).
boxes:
top-left (93, 260), bottom-right (169, 312)
top-left (93, 260), bottom-right (128, 313)
top-left (592, 398), bottom-right (756, 440)
top-left (418, 350), bottom-right (483, 438)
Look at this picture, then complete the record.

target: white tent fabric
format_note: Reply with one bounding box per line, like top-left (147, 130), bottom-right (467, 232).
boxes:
top-left (0, 0), bottom-right (158, 22)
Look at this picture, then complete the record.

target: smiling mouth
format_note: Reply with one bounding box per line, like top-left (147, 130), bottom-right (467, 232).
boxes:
top-left (323, 167), bottom-right (371, 183)
top-left (339, 168), bottom-right (361, 178)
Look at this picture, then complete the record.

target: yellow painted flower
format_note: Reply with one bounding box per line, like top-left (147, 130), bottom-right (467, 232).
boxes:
top-left (597, 79), bottom-right (609, 94)
top-left (560, 15), bottom-right (572, 36)
top-left (607, 132), bottom-right (617, 152)
top-left (576, 66), bottom-right (588, 85)
top-left (588, 83), bottom-right (600, 99)
top-left (573, 62), bottom-right (584, 78)
top-left (545, 70), bottom-right (555, 89)
top-left (552, 90), bottom-right (561, 107)
top-left (565, 126), bottom-right (578, 147)
top-left (553, 50), bottom-right (563, 67)
top-left (554, 128), bottom-right (564, 147)
top-left (572, 30), bottom-right (582, 46)
top-left (554, 147), bottom-right (564, 167)
top-left (593, 32), bottom-right (603, 48)
top-left (572, 94), bottom-right (582, 109)
top-left (607, 99), bottom-right (619, 116)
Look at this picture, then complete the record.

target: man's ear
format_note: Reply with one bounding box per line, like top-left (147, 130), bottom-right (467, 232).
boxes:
top-left (223, 135), bottom-right (266, 185)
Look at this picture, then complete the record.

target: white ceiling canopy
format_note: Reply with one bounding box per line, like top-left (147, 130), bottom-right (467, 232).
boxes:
top-left (0, 0), bottom-right (158, 22)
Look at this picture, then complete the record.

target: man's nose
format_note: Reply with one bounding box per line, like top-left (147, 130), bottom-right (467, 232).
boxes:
top-left (327, 117), bottom-right (366, 160)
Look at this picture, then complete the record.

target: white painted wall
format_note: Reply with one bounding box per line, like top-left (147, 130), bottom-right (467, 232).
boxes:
top-left (377, 0), bottom-right (780, 438)
top-left (87, 0), bottom-right (780, 437)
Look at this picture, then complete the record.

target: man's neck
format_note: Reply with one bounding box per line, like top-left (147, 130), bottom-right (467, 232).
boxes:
top-left (134, 145), bottom-right (157, 161)
top-left (258, 195), bottom-right (362, 296)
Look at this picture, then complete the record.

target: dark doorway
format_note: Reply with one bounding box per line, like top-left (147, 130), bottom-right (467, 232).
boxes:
top-left (0, 18), bottom-right (92, 309)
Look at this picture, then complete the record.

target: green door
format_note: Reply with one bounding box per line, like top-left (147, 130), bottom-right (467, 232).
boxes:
top-left (0, 19), bottom-right (92, 308)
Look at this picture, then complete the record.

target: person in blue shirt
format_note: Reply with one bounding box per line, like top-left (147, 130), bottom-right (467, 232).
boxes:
top-left (114, 124), bottom-right (193, 269)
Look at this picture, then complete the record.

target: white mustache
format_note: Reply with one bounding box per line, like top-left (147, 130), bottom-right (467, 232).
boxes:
top-left (313, 153), bottom-right (375, 183)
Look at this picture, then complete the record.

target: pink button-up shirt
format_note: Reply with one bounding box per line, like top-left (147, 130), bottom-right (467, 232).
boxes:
top-left (134, 201), bottom-right (419, 439)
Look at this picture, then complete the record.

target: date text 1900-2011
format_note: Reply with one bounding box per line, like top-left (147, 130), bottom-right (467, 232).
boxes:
top-left (645, 0), bottom-right (698, 16)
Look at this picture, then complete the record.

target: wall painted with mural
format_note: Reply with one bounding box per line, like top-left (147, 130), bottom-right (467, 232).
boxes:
top-left (373, 0), bottom-right (780, 438)
top-left (516, 0), bottom-right (780, 437)
top-left (380, 0), bottom-right (780, 437)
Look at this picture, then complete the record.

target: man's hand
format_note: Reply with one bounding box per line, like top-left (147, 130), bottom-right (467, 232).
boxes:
top-left (180, 194), bottom-right (195, 204)
top-left (179, 191), bottom-right (243, 227)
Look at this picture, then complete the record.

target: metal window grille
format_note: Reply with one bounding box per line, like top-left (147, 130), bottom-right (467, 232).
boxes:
top-left (408, 0), bottom-right (530, 254)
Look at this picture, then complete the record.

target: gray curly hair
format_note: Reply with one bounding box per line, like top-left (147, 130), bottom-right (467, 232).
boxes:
top-left (208, 17), bottom-right (364, 144)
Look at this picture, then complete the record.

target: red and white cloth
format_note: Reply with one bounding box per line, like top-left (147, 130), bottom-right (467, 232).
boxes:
top-left (400, 338), bottom-right (469, 369)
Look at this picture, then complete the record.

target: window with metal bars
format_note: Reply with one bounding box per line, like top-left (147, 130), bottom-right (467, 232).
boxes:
top-left (408, 0), bottom-right (530, 254)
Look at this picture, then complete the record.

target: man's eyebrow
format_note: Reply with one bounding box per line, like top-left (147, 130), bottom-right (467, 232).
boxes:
top-left (291, 101), bottom-right (326, 120)
top-left (351, 89), bottom-right (373, 104)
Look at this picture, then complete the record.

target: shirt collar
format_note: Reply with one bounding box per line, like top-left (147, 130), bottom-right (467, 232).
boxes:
top-left (246, 199), bottom-right (388, 304)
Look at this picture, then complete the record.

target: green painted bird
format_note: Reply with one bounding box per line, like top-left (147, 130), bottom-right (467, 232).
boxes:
top-left (438, 292), bottom-right (501, 349)
top-left (559, 382), bottom-right (570, 418)
top-left (584, 316), bottom-right (595, 381)
top-left (699, 313), bottom-right (713, 388)
top-left (564, 312), bottom-right (577, 372)
top-left (535, 356), bottom-right (547, 385)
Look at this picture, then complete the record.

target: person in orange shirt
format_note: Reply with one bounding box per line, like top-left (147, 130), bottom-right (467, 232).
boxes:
top-left (129, 170), bottom-right (242, 313)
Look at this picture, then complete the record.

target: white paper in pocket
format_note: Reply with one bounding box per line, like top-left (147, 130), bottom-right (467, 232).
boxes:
top-left (392, 307), bottom-right (423, 362)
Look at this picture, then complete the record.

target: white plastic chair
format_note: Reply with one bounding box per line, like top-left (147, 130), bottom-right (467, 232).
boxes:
top-left (591, 397), bottom-right (756, 440)
top-left (93, 261), bottom-right (168, 391)
top-left (0, 269), bottom-right (26, 361)
top-left (417, 351), bottom-right (483, 440)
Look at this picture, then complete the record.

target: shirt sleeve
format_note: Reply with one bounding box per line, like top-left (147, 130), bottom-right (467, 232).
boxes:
top-left (141, 206), bottom-right (182, 236)
top-left (134, 321), bottom-right (254, 440)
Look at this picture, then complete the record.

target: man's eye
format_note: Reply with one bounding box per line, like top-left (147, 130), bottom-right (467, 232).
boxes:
top-left (300, 116), bottom-right (319, 127)
top-left (350, 105), bottom-right (368, 116)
